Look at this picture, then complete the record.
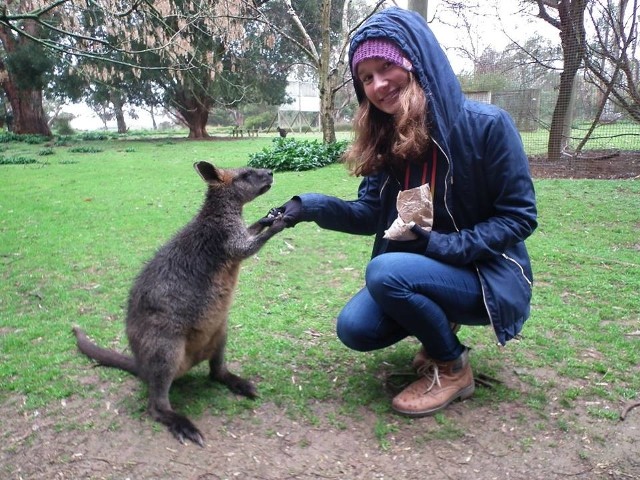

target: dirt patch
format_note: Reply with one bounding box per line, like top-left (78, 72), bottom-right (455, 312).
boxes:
top-left (2, 153), bottom-right (639, 480)
top-left (529, 150), bottom-right (640, 179)
top-left (3, 372), bottom-right (639, 480)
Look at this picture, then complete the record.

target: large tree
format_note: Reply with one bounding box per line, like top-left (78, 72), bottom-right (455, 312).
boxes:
top-left (533, 0), bottom-right (588, 160)
top-left (75, 1), bottom-right (292, 138)
top-left (570, 0), bottom-right (640, 153)
top-left (0, 1), bottom-right (56, 135)
top-left (2, 1), bottom-right (293, 138)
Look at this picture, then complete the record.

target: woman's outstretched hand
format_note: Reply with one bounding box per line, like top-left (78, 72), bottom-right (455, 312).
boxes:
top-left (260, 197), bottom-right (302, 227)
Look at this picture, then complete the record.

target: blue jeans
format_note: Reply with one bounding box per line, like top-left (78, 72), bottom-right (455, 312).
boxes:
top-left (336, 253), bottom-right (490, 361)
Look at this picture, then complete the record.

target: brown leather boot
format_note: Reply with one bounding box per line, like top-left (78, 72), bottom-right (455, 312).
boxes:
top-left (393, 347), bottom-right (474, 417)
top-left (411, 323), bottom-right (461, 370)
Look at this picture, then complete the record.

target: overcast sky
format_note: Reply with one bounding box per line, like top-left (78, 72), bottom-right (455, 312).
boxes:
top-left (393, 0), bottom-right (559, 72)
top-left (69, 1), bottom-right (561, 130)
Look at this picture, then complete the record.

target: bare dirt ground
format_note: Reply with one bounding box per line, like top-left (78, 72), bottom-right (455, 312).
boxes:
top-left (528, 150), bottom-right (640, 179)
top-left (2, 152), bottom-right (639, 480)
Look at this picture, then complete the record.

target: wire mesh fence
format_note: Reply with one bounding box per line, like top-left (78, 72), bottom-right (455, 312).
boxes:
top-left (423, 0), bottom-right (639, 175)
top-left (472, 85), bottom-right (640, 158)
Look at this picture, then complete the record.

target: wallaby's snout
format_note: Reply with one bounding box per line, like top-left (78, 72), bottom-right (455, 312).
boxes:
top-left (240, 167), bottom-right (274, 200)
top-left (258, 169), bottom-right (274, 194)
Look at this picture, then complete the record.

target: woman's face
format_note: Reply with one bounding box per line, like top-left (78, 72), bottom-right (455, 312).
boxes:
top-left (357, 58), bottom-right (411, 115)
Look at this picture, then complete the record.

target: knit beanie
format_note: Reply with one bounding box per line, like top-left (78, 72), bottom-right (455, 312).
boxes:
top-left (351, 39), bottom-right (412, 76)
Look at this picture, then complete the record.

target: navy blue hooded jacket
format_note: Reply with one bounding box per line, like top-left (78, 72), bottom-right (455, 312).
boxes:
top-left (298, 7), bottom-right (538, 345)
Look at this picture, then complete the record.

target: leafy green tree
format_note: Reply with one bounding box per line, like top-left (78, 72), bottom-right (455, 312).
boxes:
top-left (0, 2), bottom-right (56, 135)
top-left (3, 1), bottom-right (293, 138)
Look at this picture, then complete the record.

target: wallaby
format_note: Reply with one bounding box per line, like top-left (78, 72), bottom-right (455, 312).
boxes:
top-left (72, 161), bottom-right (286, 447)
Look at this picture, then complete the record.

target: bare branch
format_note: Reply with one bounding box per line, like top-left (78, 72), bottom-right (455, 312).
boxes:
top-left (282, 0), bottom-right (320, 62)
top-left (535, 0), bottom-right (561, 29)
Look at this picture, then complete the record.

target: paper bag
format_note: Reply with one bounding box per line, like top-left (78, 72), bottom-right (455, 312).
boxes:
top-left (383, 183), bottom-right (433, 240)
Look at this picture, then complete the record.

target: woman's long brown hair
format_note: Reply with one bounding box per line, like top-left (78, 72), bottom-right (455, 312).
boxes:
top-left (343, 74), bottom-right (430, 177)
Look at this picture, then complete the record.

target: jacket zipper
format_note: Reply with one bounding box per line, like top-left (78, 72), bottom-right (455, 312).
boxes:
top-left (476, 255), bottom-right (532, 347)
top-left (503, 253), bottom-right (533, 286)
top-left (431, 138), bottom-right (458, 232)
top-left (432, 138), bottom-right (502, 344)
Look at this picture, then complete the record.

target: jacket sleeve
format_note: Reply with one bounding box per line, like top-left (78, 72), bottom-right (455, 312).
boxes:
top-left (297, 174), bottom-right (381, 235)
top-left (426, 110), bottom-right (538, 265)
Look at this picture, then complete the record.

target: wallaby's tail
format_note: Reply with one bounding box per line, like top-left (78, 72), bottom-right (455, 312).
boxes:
top-left (72, 326), bottom-right (138, 376)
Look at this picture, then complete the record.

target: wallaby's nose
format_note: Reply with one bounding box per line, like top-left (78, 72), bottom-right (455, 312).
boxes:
top-left (266, 170), bottom-right (273, 177)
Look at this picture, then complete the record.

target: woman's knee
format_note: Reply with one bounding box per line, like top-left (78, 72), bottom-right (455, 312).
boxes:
top-left (336, 304), bottom-right (407, 352)
top-left (365, 254), bottom-right (397, 297)
top-left (336, 311), bottom-right (370, 351)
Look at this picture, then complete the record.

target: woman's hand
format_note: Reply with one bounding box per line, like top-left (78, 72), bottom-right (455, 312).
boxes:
top-left (261, 197), bottom-right (303, 227)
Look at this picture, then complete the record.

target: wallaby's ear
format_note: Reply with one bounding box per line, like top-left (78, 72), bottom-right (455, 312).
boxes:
top-left (194, 161), bottom-right (222, 183)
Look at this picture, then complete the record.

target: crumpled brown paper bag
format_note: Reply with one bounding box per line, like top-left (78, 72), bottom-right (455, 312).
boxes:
top-left (383, 183), bottom-right (433, 240)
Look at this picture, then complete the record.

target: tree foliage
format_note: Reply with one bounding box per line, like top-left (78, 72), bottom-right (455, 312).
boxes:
top-left (1, 1), bottom-right (296, 137)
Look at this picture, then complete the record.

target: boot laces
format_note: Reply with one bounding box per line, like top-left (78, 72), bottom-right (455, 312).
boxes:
top-left (416, 360), bottom-right (441, 393)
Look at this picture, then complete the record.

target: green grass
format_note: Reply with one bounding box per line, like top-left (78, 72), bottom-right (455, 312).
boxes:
top-left (0, 132), bottom-right (638, 445)
top-left (520, 121), bottom-right (640, 155)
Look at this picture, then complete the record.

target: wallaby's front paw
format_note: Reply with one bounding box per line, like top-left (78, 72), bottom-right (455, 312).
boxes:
top-left (257, 206), bottom-right (284, 228)
top-left (269, 215), bottom-right (287, 233)
top-left (267, 206), bottom-right (285, 218)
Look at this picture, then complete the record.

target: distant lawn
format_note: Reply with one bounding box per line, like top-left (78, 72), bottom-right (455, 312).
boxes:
top-left (0, 133), bottom-right (638, 437)
top-left (521, 121), bottom-right (640, 156)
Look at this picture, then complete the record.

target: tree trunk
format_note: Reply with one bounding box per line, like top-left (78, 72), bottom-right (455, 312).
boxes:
top-left (318, 0), bottom-right (336, 143)
top-left (548, 71), bottom-right (578, 159)
top-left (546, 0), bottom-right (587, 161)
top-left (182, 107), bottom-right (210, 139)
top-left (112, 96), bottom-right (128, 134)
top-left (0, 16), bottom-right (51, 137)
top-left (320, 74), bottom-right (337, 144)
top-left (2, 75), bottom-right (51, 136)
top-left (408, 0), bottom-right (429, 21)
top-left (149, 105), bottom-right (157, 130)
top-left (174, 93), bottom-right (211, 139)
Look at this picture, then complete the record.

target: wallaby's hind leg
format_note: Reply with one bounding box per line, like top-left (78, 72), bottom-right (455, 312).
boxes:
top-left (209, 333), bottom-right (257, 399)
top-left (146, 376), bottom-right (205, 447)
top-left (143, 343), bottom-right (205, 447)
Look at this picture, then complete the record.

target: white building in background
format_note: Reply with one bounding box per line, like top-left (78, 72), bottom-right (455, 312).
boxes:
top-left (278, 80), bottom-right (320, 132)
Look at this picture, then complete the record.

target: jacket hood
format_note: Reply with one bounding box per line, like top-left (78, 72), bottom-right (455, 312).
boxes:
top-left (349, 7), bottom-right (464, 151)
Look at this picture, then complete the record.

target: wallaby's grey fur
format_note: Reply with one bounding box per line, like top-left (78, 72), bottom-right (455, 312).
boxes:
top-left (73, 161), bottom-right (286, 446)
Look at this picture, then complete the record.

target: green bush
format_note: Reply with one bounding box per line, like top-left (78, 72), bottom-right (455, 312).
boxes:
top-left (245, 112), bottom-right (274, 130)
top-left (79, 131), bottom-right (112, 141)
top-left (0, 132), bottom-right (48, 144)
top-left (54, 136), bottom-right (73, 147)
top-left (69, 146), bottom-right (103, 153)
top-left (23, 134), bottom-right (48, 144)
top-left (0, 155), bottom-right (38, 165)
top-left (0, 132), bottom-right (20, 143)
top-left (52, 116), bottom-right (75, 136)
top-left (38, 147), bottom-right (55, 156)
top-left (247, 137), bottom-right (348, 172)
